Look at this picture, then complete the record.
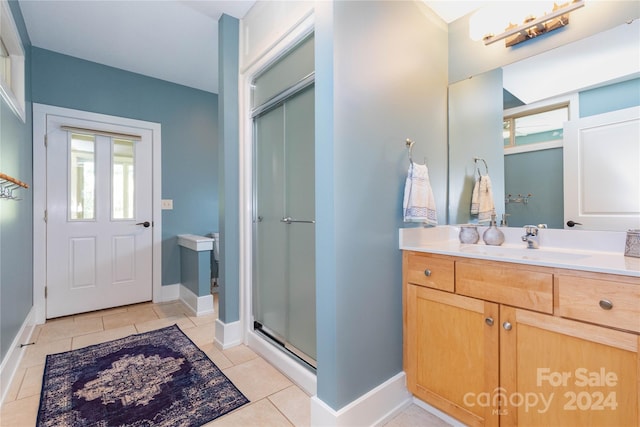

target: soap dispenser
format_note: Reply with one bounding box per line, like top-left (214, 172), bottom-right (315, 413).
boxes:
top-left (483, 210), bottom-right (505, 246)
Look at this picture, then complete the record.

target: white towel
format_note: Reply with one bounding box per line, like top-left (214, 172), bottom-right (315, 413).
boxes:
top-left (403, 163), bottom-right (437, 225)
top-left (470, 175), bottom-right (494, 223)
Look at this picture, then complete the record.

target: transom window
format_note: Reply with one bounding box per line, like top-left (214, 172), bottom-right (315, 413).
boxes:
top-left (504, 104), bottom-right (569, 151)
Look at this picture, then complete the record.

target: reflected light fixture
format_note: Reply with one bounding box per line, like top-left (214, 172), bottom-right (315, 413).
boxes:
top-left (483, 0), bottom-right (585, 47)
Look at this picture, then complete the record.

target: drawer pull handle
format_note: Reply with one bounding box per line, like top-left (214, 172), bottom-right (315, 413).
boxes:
top-left (424, 269), bottom-right (431, 277)
top-left (599, 299), bottom-right (613, 310)
top-left (503, 321), bottom-right (512, 331)
top-left (485, 317), bottom-right (494, 326)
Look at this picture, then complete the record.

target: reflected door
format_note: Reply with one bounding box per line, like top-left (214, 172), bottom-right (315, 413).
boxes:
top-left (254, 85), bottom-right (316, 366)
top-left (45, 115), bottom-right (153, 318)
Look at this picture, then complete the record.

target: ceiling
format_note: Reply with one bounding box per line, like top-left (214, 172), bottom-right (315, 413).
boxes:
top-left (19, 0), bottom-right (257, 93)
top-left (18, 1), bottom-right (481, 94)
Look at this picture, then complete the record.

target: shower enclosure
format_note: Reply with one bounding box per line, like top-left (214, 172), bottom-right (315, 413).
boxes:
top-left (251, 35), bottom-right (316, 368)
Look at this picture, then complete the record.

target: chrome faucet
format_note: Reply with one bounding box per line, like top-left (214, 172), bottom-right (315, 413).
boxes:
top-left (522, 225), bottom-right (540, 249)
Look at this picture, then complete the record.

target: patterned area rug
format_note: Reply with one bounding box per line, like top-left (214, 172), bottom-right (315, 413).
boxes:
top-left (37, 325), bottom-right (249, 427)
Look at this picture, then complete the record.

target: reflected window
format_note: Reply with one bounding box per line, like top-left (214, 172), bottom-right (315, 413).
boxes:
top-left (504, 105), bottom-right (569, 148)
top-left (112, 139), bottom-right (134, 220)
top-left (69, 133), bottom-right (96, 220)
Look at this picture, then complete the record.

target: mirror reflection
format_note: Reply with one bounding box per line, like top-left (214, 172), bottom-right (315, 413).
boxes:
top-left (450, 20), bottom-right (640, 231)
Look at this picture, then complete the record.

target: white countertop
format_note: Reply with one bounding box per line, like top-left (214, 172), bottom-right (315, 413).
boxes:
top-left (399, 226), bottom-right (640, 278)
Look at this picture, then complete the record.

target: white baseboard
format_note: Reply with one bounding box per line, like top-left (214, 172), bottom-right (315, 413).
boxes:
top-left (246, 330), bottom-right (317, 396)
top-left (214, 319), bottom-right (243, 350)
top-left (310, 372), bottom-right (412, 427)
top-left (0, 308), bottom-right (37, 405)
top-left (158, 283), bottom-right (180, 303)
top-left (157, 283), bottom-right (214, 317)
top-left (179, 285), bottom-right (214, 317)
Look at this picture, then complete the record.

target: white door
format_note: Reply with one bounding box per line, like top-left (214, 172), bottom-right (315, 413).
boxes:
top-left (45, 114), bottom-right (153, 318)
top-left (563, 106), bottom-right (640, 231)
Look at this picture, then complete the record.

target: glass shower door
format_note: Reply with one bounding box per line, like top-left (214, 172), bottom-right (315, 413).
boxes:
top-left (254, 85), bottom-right (316, 367)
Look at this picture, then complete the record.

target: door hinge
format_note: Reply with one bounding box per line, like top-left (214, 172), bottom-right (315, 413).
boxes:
top-left (44, 135), bottom-right (48, 147)
top-left (44, 209), bottom-right (47, 223)
top-left (44, 286), bottom-right (47, 298)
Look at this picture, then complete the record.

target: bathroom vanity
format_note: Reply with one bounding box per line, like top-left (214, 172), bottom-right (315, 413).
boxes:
top-left (400, 226), bottom-right (639, 427)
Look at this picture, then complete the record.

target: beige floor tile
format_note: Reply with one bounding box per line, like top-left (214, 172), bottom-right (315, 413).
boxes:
top-left (102, 306), bottom-right (158, 330)
top-left (206, 399), bottom-right (293, 427)
top-left (20, 338), bottom-right (72, 368)
top-left (199, 343), bottom-right (234, 370)
top-left (0, 395), bottom-right (40, 427)
top-left (134, 315), bottom-right (196, 333)
top-left (268, 385), bottom-right (311, 427)
top-left (222, 344), bottom-right (259, 366)
top-left (152, 301), bottom-right (192, 318)
top-left (381, 404), bottom-right (452, 427)
top-left (222, 357), bottom-right (293, 402)
top-left (16, 364), bottom-right (45, 400)
top-left (73, 306), bottom-right (128, 320)
top-left (188, 311), bottom-right (218, 326)
top-left (71, 325), bottom-right (137, 350)
top-left (182, 323), bottom-right (216, 347)
top-left (37, 316), bottom-right (104, 343)
top-left (2, 367), bottom-right (26, 403)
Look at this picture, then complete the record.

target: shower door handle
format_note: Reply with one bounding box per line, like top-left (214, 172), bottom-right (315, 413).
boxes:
top-left (281, 217), bottom-right (315, 224)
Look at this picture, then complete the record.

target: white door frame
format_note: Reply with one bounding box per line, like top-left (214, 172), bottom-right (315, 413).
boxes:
top-left (32, 103), bottom-right (162, 324)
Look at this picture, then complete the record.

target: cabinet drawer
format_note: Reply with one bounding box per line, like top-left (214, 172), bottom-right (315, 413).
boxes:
top-left (404, 252), bottom-right (454, 292)
top-left (556, 275), bottom-right (640, 333)
top-left (456, 260), bottom-right (553, 313)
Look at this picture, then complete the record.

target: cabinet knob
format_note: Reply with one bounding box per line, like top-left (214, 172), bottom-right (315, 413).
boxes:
top-left (485, 317), bottom-right (494, 326)
top-left (424, 269), bottom-right (431, 277)
top-left (599, 299), bottom-right (613, 310)
top-left (503, 321), bottom-right (512, 331)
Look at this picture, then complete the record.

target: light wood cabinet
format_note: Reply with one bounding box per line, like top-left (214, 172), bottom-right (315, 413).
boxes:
top-left (403, 251), bottom-right (640, 427)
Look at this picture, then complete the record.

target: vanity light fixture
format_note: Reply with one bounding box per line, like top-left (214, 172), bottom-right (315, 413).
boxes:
top-left (483, 0), bottom-right (585, 47)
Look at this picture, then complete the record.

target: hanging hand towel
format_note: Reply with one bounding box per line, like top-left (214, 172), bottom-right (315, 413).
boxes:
top-left (403, 163), bottom-right (437, 225)
top-left (471, 175), bottom-right (494, 223)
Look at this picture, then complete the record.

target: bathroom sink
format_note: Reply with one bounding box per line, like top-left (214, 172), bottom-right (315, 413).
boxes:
top-left (460, 245), bottom-right (590, 261)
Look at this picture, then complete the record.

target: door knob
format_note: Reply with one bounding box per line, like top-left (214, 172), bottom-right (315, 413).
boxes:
top-left (566, 220), bottom-right (582, 228)
top-left (136, 221), bottom-right (151, 228)
top-left (485, 317), bottom-right (494, 326)
top-left (503, 321), bottom-right (512, 331)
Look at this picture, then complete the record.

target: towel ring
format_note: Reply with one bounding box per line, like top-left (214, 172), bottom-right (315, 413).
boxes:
top-left (406, 139), bottom-right (415, 164)
top-left (474, 157), bottom-right (489, 176)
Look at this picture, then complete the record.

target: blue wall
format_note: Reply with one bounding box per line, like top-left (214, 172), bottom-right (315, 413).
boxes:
top-left (1, 0), bottom-right (33, 361)
top-left (31, 48), bottom-right (219, 287)
top-left (580, 78), bottom-right (640, 117)
top-left (315, 1), bottom-right (448, 410)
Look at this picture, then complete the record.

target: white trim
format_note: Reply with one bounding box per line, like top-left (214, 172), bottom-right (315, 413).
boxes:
top-left (32, 103), bottom-right (162, 323)
top-left (177, 234), bottom-right (214, 251)
top-left (214, 319), bottom-right (243, 350)
top-left (310, 372), bottom-right (412, 427)
top-left (504, 139), bottom-right (563, 155)
top-left (247, 330), bottom-right (316, 396)
top-left (179, 284), bottom-right (214, 317)
top-left (0, 0), bottom-right (26, 122)
top-left (238, 10), bottom-right (315, 392)
top-left (159, 283), bottom-right (180, 302)
top-left (0, 308), bottom-right (36, 405)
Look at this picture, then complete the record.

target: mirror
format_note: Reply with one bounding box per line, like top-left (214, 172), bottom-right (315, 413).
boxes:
top-left (448, 21), bottom-right (640, 231)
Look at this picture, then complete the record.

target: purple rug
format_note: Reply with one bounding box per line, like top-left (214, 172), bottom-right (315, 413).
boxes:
top-left (37, 324), bottom-right (248, 426)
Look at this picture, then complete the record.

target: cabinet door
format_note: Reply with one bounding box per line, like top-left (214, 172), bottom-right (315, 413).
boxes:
top-left (406, 285), bottom-right (500, 427)
top-left (501, 306), bottom-right (639, 426)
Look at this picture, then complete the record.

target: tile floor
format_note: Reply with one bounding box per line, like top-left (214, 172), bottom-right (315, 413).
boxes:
top-left (0, 300), bottom-right (450, 426)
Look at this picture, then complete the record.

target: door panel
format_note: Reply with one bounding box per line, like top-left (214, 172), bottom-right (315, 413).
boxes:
top-left (563, 106), bottom-right (640, 230)
top-left (253, 85), bottom-right (316, 364)
top-left (46, 115), bottom-right (153, 318)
